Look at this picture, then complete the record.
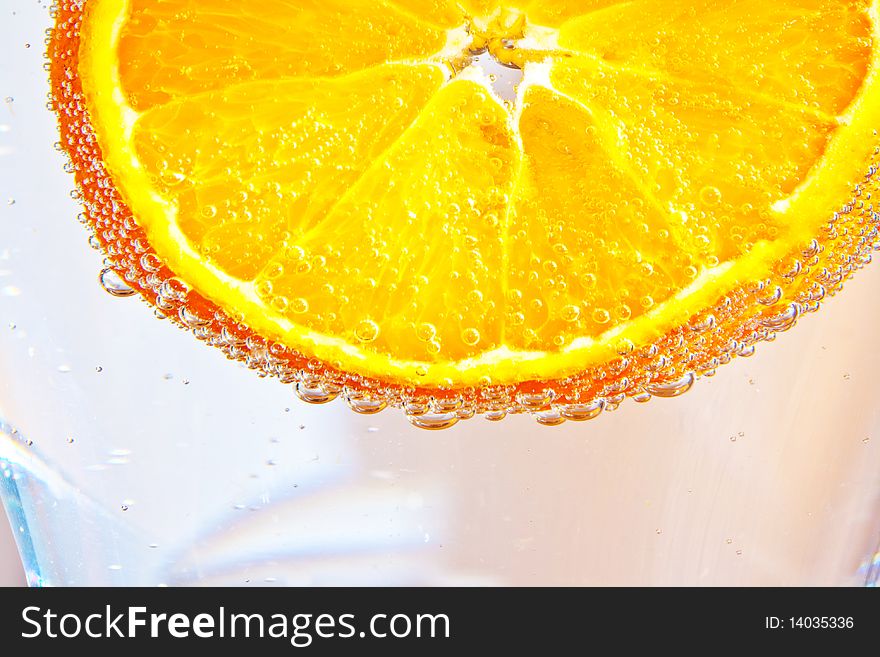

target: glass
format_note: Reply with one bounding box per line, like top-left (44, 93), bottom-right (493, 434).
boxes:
top-left (2, 1), bottom-right (880, 587)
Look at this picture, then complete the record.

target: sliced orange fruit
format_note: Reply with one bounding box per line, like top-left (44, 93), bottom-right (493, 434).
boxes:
top-left (51, 0), bottom-right (880, 427)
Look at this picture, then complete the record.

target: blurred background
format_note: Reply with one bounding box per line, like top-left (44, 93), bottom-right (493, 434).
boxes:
top-left (1, 513), bottom-right (25, 586)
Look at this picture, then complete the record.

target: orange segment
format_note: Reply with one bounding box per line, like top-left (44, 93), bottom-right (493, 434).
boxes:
top-left (508, 86), bottom-right (694, 352)
top-left (116, 0), bottom-right (460, 111)
top-left (256, 78), bottom-right (518, 365)
top-left (549, 59), bottom-right (840, 264)
top-left (557, 0), bottom-right (871, 115)
top-left (131, 64), bottom-right (446, 280)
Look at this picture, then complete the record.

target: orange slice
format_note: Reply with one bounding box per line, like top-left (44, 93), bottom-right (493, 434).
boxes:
top-left (50, 0), bottom-right (880, 427)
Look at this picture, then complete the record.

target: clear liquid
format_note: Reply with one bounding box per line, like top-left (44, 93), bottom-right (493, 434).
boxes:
top-left (2, 1), bottom-right (880, 586)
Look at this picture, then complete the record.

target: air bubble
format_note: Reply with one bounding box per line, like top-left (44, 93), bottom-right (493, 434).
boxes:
top-left (457, 408), bottom-right (476, 420)
top-left (699, 185), bottom-right (722, 205)
top-left (345, 392), bottom-right (387, 415)
top-left (604, 392), bottom-right (625, 408)
top-left (408, 411), bottom-right (459, 430)
top-left (592, 308), bottom-right (611, 324)
top-left (760, 303), bottom-right (800, 332)
top-left (615, 338), bottom-right (635, 355)
top-left (160, 277), bottom-right (189, 301)
top-left (295, 381), bottom-right (339, 404)
top-left (615, 304), bottom-right (632, 321)
top-left (140, 253), bottom-right (162, 272)
top-left (517, 390), bottom-right (553, 411)
top-left (404, 401), bottom-right (428, 417)
top-left (179, 306), bottom-right (210, 328)
top-left (254, 280), bottom-right (273, 299)
top-left (461, 327), bottom-right (480, 347)
top-left (264, 262), bottom-right (284, 279)
top-left (559, 400), bottom-right (604, 421)
top-left (354, 319), bottom-right (379, 343)
top-left (534, 409), bottom-right (565, 426)
top-left (270, 296), bottom-right (289, 313)
top-left (99, 268), bottom-right (136, 297)
top-left (561, 304), bottom-right (580, 322)
top-left (432, 396), bottom-right (463, 413)
top-left (484, 409), bottom-right (507, 421)
top-left (646, 372), bottom-right (696, 398)
top-left (756, 286), bottom-right (783, 306)
top-left (692, 315), bottom-right (716, 333)
top-left (416, 323), bottom-right (437, 341)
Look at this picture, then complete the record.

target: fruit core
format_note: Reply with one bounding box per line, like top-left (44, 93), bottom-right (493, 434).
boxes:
top-left (446, 8), bottom-right (556, 103)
